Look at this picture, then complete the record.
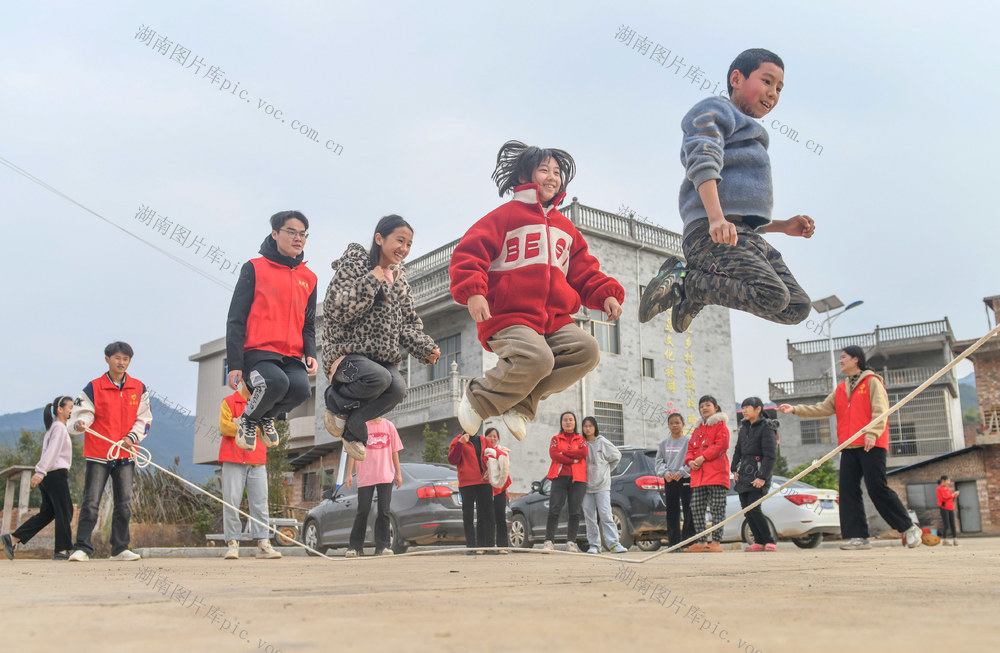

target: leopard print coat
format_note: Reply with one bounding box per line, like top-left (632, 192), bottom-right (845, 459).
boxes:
top-left (321, 243), bottom-right (437, 377)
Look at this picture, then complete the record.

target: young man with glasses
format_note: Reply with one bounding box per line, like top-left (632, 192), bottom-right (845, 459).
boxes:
top-left (226, 211), bottom-right (318, 450)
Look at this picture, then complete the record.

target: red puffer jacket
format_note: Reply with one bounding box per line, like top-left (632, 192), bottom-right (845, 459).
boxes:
top-left (448, 435), bottom-right (489, 487)
top-left (684, 412), bottom-right (731, 489)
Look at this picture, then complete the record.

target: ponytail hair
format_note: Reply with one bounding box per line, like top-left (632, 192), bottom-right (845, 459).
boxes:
top-left (43, 395), bottom-right (72, 430)
top-left (841, 345), bottom-right (870, 371)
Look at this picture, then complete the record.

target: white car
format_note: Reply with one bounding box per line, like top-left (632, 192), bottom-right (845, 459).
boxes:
top-left (717, 475), bottom-right (840, 548)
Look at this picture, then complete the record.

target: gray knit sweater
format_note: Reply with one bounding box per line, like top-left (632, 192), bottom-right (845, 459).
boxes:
top-left (655, 435), bottom-right (691, 478)
top-left (678, 96), bottom-right (773, 235)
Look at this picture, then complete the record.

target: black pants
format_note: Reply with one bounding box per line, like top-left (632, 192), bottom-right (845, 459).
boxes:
top-left (545, 476), bottom-right (586, 543)
top-left (244, 356), bottom-right (312, 421)
top-left (74, 459), bottom-right (134, 556)
top-left (940, 508), bottom-right (958, 539)
top-left (325, 355), bottom-right (406, 444)
top-left (13, 468), bottom-right (73, 552)
top-left (739, 487), bottom-right (775, 545)
top-left (839, 447), bottom-right (912, 539)
top-left (493, 491), bottom-right (509, 547)
top-left (662, 477), bottom-right (695, 546)
top-left (459, 484), bottom-right (495, 548)
top-left (349, 482), bottom-right (393, 552)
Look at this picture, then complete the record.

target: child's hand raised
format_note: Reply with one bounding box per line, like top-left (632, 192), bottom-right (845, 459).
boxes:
top-left (467, 295), bottom-right (492, 322)
top-left (604, 296), bottom-right (622, 321)
top-left (783, 215), bottom-right (815, 238)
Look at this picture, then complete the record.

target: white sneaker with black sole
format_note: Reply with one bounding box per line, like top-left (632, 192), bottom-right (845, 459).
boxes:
top-left (68, 549), bottom-right (89, 562)
top-left (904, 524), bottom-right (922, 548)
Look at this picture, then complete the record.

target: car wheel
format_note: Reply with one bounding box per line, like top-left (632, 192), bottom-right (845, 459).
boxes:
top-left (389, 515), bottom-right (408, 554)
top-left (792, 533), bottom-right (824, 549)
top-left (302, 520), bottom-right (321, 557)
top-left (611, 506), bottom-right (634, 549)
top-left (636, 538), bottom-right (661, 552)
top-left (509, 513), bottom-right (532, 548)
top-left (741, 518), bottom-right (778, 545)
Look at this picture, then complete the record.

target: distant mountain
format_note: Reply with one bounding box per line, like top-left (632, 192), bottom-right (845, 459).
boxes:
top-left (959, 372), bottom-right (977, 413)
top-left (0, 396), bottom-right (213, 484)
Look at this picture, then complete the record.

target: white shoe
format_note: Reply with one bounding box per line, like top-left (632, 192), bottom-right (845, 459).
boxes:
top-left (256, 539), bottom-right (282, 559)
top-left (839, 538), bottom-right (871, 550)
top-left (343, 439), bottom-right (367, 462)
top-left (224, 540), bottom-right (240, 560)
top-left (541, 540), bottom-right (554, 551)
top-left (68, 549), bottom-right (90, 562)
top-left (376, 549), bottom-right (394, 556)
top-left (345, 549), bottom-right (360, 558)
top-left (586, 546), bottom-right (599, 554)
top-left (565, 541), bottom-right (580, 553)
top-left (458, 393), bottom-right (483, 436)
top-left (502, 409), bottom-right (529, 441)
top-left (323, 410), bottom-right (347, 438)
top-left (110, 550), bottom-right (141, 561)
top-left (904, 525), bottom-right (922, 549)
top-left (610, 544), bottom-right (629, 554)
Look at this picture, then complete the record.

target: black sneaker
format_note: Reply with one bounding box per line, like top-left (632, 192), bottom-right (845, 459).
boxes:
top-left (638, 256), bottom-right (687, 323)
top-left (236, 416), bottom-right (259, 451)
top-left (2, 533), bottom-right (14, 560)
top-left (258, 417), bottom-right (279, 448)
top-left (670, 297), bottom-right (703, 333)
top-left (52, 551), bottom-right (70, 560)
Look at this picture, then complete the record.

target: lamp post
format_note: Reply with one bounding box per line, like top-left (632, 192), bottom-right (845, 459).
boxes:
top-left (811, 296), bottom-right (864, 390)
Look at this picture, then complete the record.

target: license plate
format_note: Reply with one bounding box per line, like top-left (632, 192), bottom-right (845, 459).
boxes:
top-left (821, 500), bottom-right (835, 509)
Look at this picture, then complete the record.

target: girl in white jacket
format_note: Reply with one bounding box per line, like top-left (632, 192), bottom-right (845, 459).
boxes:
top-left (581, 417), bottom-right (627, 554)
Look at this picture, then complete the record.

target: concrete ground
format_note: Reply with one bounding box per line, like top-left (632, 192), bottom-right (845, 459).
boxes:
top-left (3, 538), bottom-right (998, 653)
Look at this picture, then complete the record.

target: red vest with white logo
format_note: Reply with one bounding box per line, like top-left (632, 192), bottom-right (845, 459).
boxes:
top-left (217, 391), bottom-right (266, 465)
top-left (834, 376), bottom-right (889, 449)
top-left (244, 257), bottom-right (317, 358)
top-left (86, 374), bottom-right (145, 460)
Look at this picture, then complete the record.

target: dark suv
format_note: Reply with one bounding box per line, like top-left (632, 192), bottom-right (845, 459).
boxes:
top-left (507, 447), bottom-right (667, 551)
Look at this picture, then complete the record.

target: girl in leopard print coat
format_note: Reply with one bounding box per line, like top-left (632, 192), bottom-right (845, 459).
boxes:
top-left (321, 215), bottom-right (440, 458)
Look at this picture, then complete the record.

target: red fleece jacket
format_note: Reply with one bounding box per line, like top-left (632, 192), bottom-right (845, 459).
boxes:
top-left (547, 431), bottom-right (588, 482)
top-left (448, 436), bottom-right (488, 487)
top-left (685, 412), bottom-right (731, 489)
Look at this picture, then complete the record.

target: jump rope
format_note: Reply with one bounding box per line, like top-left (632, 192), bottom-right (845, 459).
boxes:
top-left (85, 321), bottom-right (999, 565)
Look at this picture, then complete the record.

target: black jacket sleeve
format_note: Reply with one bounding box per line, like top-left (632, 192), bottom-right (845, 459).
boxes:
top-left (226, 262), bottom-right (256, 371)
top-left (758, 425), bottom-right (778, 480)
top-left (730, 425), bottom-right (745, 473)
top-left (302, 285), bottom-right (317, 360)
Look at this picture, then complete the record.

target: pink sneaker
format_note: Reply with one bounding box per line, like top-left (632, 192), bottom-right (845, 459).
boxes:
top-left (763, 543), bottom-right (777, 552)
top-left (745, 543), bottom-right (764, 552)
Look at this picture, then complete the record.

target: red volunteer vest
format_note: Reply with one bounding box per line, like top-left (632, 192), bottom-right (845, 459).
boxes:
top-left (835, 376), bottom-right (889, 449)
top-left (217, 391), bottom-right (266, 465)
top-left (86, 373), bottom-right (145, 460)
top-left (244, 257), bottom-right (317, 358)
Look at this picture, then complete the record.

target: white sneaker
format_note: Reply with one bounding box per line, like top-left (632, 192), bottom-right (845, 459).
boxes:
top-left (110, 550), bottom-right (141, 561)
top-left (610, 544), bottom-right (629, 554)
top-left (376, 549), bottom-right (394, 556)
top-left (541, 540), bottom-right (554, 551)
top-left (502, 409), bottom-right (529, 441)
top-left (256, 539), bottom-right (282, 559)
top-left (342, 439), bottom-right (367, 462)
top-left (458, 393), bottom-right (483, 436)
top-left (586, 546), bottom-right (599, 554)
top-left (224, 540), bottom-right (240, 560)
top-left (839, 538), bottom-right (872, 550)
top-left (565, 541), bottom-right (580, 553)
top-left (904, 525), bottom-right (922, 549)
top-left (68, 549), bottom-right (89, 562)
top-left (345, 549), bottom-right (360, 558)
top-left (323, 410), bottom-right (347, 438)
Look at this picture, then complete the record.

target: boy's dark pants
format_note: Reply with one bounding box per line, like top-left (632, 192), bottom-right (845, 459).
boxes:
top-left (739, 487), bottom-right (775, 545)
top-left (683, 221), bottom-right (810, 324)
top-left (244, 355), bottom-right (312, 421)
top-left (662, 477), bottom-right (694, 546)
top-left (838, 447), bottom-right (912, 539)
top-left (493, 491), bottom-right (509, 547)
top-left (13, 468), bottom-right (73, 552)
top-left (940, 507), bottom-right (958, 539)
top-left (459, 484), bottom-right (495, 548)
top-left (324, 355), bottom-right (405, 444)
top-left (545, 477), bottom-right (586, 543)
top-left (349, 482), bottom-right (393, 552)
top-left (74, 460), bottom-right (134, 556)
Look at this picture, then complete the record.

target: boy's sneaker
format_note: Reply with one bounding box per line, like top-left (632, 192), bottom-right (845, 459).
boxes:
top-left (345, 549), bottom-right (360, 558)
top-left (224, 540), bottom-right (240, 560)
top-left (671, 298), bottom-right (704, 333)
top-left (502, 409), bottom-right (529, 442)
top-left (638, 256), bottom-right (687, 323)
top-left (457, 393), bottom-right (483, 436)
top-left (586, 546), bottom-right (599, 554)
top-left (839, 538), bottom-right (872, 550)
top-left (258, 417), bottom-right (279, 448)
top-left (236, 416), bottom-right (259, 451)
top-left (256, 539), bottom-right (282, 559)
top-left (68, 549), bottom-right (90, 562)
top-left (904, 525), bottom-right (922, 549)
top-left (342, 438), bottom-right (367, 462)
top-left (110, 550), bottom-right (141, 561)
top-left (565, 541), bottom-right (580, 553)
top-left (610, 544), bottom-right (628, 554)
top-left (541, 540), bottom-right (555, 551)
top-left (2, 533), bottom-right (14, 560)
top-left (323, 410), bottom-right (347, 438)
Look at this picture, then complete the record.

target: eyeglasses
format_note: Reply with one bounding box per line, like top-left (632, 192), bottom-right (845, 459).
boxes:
top-left (281, 227), bottom-right (309, 240)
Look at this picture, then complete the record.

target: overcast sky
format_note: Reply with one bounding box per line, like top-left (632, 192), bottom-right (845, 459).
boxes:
top-left (2, 0), bottom-right (993, 415)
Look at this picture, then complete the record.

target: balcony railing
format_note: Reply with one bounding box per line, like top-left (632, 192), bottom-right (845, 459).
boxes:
top-left (563, 200), bottom-right (683, 254)
top-left (410, 267), bottom-right (452, 305)
top-left (888, 437), bottom-right (954, 458)
top-left (769, 366), bottom-right (955, 400)
top-left (385, 363), bottom-right (471, 418)
top-left (405, 239), bottom-right (459, 277)
top-left (787, 319), bottom-right (953, 356)
top-left (769, 377), bottom-right (832, 399)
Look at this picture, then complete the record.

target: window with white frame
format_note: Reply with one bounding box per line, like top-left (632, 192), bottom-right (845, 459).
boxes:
top-left (431, 334), bottom-right (462, 380)
top-left (592, 320), bottom-right (620, 354)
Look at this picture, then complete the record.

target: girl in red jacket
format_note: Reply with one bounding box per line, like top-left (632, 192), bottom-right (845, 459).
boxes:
top-left (448, 433), bottom-right (495, 554)
top-left (684, 395), bottom-right (730, 553)
top-left (543, 412), bottom-right (588, 552)
top-left (450, 141), bottom-right (625, 441)
top-left (937, 475), bottom-right (960, 546)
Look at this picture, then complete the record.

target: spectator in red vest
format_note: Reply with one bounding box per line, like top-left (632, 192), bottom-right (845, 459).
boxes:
top-left (779, 345), bottom-right (922, 550)
top-left (543, 411), bottom-right (588, 552)
top-left (219, 385), bottom-right (280, 561)
top-left (67, 341), bottom-right (151, 562)
top-left (226, 211), bottom-right (318, 453)
top-left (937, 475), bottom-right (960, 546)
